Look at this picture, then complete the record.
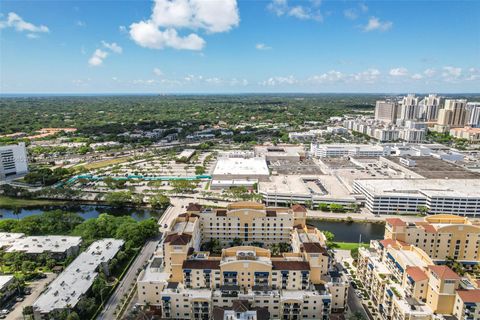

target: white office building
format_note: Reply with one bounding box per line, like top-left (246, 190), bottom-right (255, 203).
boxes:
top-left (353, 179), bottom-right (480, 216)
top-left (310, 143), bottom-right (390, 158)
top-left (0, 143), bottom-right (28, 180)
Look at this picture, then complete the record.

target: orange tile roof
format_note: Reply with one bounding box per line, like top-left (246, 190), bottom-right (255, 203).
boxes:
top-left (406, 266), bottom-right (428, 282)
top-left (428, 265), bottom-right (460, 280)
top-left (415, 222), bottom-right (437, 233)
top-left (291, 204), bottom-right (307, 212)
top-left (456, 289), bottom-right (480, 303)
top-left (386, 218), bottom-right (406, 227)
top-left (379, 239), bottom-right (400, 248)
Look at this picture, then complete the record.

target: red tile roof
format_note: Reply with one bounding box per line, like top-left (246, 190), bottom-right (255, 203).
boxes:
top-left (415, 222), bottom-right (437, 233)
top-left (302, 242), bottom-right (328, 255)
top-left (182, 259), bottom-right (221, 270)
top-left (272, 261), bottom-right (310, 271)
top-left (406, 266), bottom-right (428, 282)
top-left (291, 204), bottom-right (307, 212)
top-left (380, 239), bottom-right (400, 248)
top-left (456, 289), bottom-right (480, 303)
top-left (164, 233), bottom-right (192, 245)
top-left (186, 203), bottom-right (202, 212)
top-left (386, 218), bottom-right (406, 227)
top-left (428, 265), bottom-right (460, 280)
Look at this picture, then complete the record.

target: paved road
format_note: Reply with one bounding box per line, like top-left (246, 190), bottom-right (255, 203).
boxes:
top-left (347, 286), bottom-right (369, 317)
top-left (7, 273), bottom-right (57, 320)
top-left (97, 236), bottom-right (161, 320)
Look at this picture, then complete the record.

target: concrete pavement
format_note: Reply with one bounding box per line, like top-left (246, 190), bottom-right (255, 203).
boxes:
top-left (7, 273), bottom-right (57, 320)
top-left (96, 236), bottom-right (161, 320)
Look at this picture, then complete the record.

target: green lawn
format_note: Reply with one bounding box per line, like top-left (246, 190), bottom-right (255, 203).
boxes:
top-left (333, 242), bottom-right (369, 250)
top-left (0, 196), bottom-right (65, 209)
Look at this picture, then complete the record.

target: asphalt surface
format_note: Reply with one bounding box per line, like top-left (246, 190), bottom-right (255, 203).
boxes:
top-left (97, 236), bottom-right (161, 320)
top-left (347, 286), bottom-right (369, 318)
top-left (7, 273), bottom-right (57, 320)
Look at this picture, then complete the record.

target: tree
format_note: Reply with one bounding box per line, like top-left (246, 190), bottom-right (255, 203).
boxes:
top-left (75, 297), bottom-right (97, 318)
top-left (105, 191), bottom-right (132, 207)
top-left (149, 193), bottom-right (170, 209)
top-left (321, 230), bottom-right (336, 248)
top-left (229, 238), bottom-right (243, 247)
top-left (202, 239), bottom-right (222, 254)
top-left (195, 166), bottom-right (206, 175)
top-left (329, 204), bottom-right (344, 213)
top-left (170, 180), bottom-right (197, 193)
top-left (66, 312), bottom-right (81, 320)
top-left (417, 205), bottom-right (429, 215)
top-left (318, 203), bottom-right (329, 212)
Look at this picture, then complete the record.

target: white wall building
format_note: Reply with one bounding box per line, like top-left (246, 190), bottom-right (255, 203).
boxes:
top-left (310, 143), bottom-right (390, 158)
top-left (33, 239), bottom-right (124, 319)
top-left (0, 143), bottom-right (28, 180)
top-left (353, 179), bottom-right (480, 216)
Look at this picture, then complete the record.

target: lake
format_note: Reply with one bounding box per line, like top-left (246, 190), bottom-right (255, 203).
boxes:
top-left (307, 220), bottom-right (385, 243)
top-left (0, 204), bottom-right (164, 221)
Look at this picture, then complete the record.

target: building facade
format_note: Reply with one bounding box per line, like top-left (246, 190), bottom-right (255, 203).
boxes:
top-left (0, 143), bottom-right (28, 180)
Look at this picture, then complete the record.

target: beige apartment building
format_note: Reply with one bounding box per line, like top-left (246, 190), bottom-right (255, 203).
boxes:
top-left (358, 240), bottom-right (480, 320)
top-left (384, 214), bottom-right (480, 264)
top-left (137, 202), bottom-right (348, 319)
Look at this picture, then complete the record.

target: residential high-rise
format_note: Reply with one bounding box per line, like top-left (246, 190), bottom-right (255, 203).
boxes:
top-left (421, 94), bottom-right (443, 121)
top-left (437, 99), bottom-right (467, 128)
top-left (399, 94), bottom-right (420, 121)
top-left (0, 143), bottom-right (29, 180)
top-left (466, 102), bottom-right (480, 127)
top-left (375, 100), bottom-right (399, 124)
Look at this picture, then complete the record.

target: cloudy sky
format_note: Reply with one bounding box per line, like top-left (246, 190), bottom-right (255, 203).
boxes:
top-left (1, 0), bottom-right (479, 94)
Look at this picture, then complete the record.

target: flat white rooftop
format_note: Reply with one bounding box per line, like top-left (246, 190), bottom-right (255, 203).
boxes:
top-left (33, 238), bottom-right (124, 314)
top-left (0, 275), bottom-right (14, 290)
top-left (177, 149), bottom-right (196, 159)
top-left (355, 179), bottom-right (480, 198)
top-left (6, 235), bottom-right (82, 254)
top-left (0, 232), bottom-right (25, 248)
top-left (213, 157), bottom-right (269, 177)
top-left (259, 175), bottom-right (354, 200)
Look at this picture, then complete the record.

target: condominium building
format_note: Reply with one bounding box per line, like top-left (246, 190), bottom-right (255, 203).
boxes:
top-left (450, 127), bottom-right (480, 142)
top-left (467, 102), bottom-right (480, 127)
top-left (384, 214), bottom-right (480, 264)
top-left (137, 202), bottom-right (349, 319)
top-left (33, 239), bottom-right (124, 319)
top-left (0, 142), bottom-right (28, 180)
top-left (357, 240), bottom-right (480, 320)
top-left (375, 100), bottom-right (399, 124)
top-left (399, 94), bottom-right (420, 121)
top-left (435, 99), bottom-right (468, 132)
top-left (420, 94), bottom-right (443, 121)
top-left (353, 179), bottom-right (480, 216)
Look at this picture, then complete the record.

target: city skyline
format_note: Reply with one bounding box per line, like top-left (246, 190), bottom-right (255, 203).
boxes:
top-left (1, 0), bottom-right (479, 94)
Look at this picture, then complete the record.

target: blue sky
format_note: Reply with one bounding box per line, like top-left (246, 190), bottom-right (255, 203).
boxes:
top-left (1, 0), bottom-right (479, 94)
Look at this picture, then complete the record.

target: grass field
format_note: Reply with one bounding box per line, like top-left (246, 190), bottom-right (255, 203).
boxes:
top-left (333, 242), bottom-right (369, 250)
top-left (0, 196), bottom-right (66, 209)
top-left (80, 157), bottom-right (131, 170)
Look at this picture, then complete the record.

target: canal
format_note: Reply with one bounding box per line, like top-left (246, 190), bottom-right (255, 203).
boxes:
top-left (0, 204), bottom-right (164, 221)
top-left (307, 220), bottom-right (385, 243)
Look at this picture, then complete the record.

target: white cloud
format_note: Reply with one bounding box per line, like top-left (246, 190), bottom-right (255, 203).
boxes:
top-left (26, 33), bottom-right (39, 39)
top-left (411, 73), bottom-right (423, 80)
top-left (442, 66), bottom-right (462, 78)
top-left (119, 25), bottom-right (127, 33)
top-left (343, 9), bottom-right (358, 20)
top-left (267, 0), bottom-right (323, 22)
top-left (352, 68), bottom-right (380, 83)
top-left (88, 49), bottom-right (108, 66)
top-left (101, 41), bottom-right (123, 53)
top-left (255, 43), bottom-right (272, 50)
top-left (309, 70), bottom-right (345, 83)
top-left (260, 75), bottom-right (298, 86)
top-left (129, 0), bottom-right (239, 51)
top-left (88, 41), bottom-right (123, 66)
top-left (423, 68), bottom-right (436, 77)
top-left (76, 20), bottom-right (86, 27)
top-left (359, 3), bottom-right (368, 13)
top-left (153, 68), bottom-right (164, 76)
top-left (363, 16), bottom-right (392, 32)
top-left (466, 68), bottom-right (480, 81)
top-left (0, 12), bottom-right (49, 36)
top-left (389, 67), bottom-right (408, 77)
